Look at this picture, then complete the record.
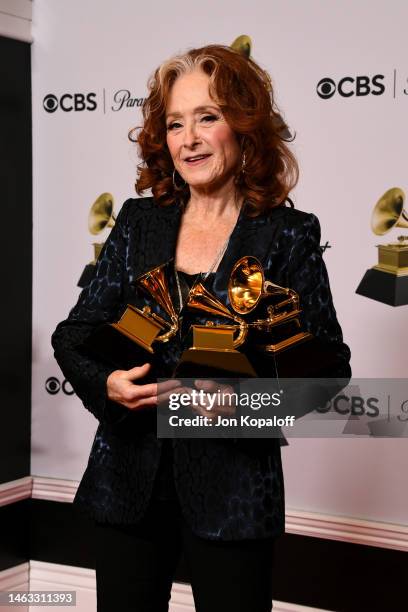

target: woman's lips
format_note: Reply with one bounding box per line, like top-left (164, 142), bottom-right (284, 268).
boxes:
top-left (183, 154), bottom-right (212, 166)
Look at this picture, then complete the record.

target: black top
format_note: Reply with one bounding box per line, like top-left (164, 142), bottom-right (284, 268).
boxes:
top-left (152, 270), bottom-right (213, 501)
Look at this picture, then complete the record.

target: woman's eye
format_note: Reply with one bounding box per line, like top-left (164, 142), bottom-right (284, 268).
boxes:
top-left (166, 115), bottom-right (218, 130)
top-left (201, 114), bottom-right (218, 122)
top-left (167, 122), bottom-right (182, 131)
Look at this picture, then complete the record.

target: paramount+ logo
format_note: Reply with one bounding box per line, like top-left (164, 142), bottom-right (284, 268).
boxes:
top-left (43, 92), bottom-right (97, 113)
top-left (316, 74), bottom-right (385, 99)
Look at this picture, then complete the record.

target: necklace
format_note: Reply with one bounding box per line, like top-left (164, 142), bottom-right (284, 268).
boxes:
top-left (174, 199), bottom-right (243, 313)
top-left (174, 232), bottom-right (231, 313)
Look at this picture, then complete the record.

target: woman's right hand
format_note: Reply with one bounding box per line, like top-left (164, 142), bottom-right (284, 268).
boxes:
top-left (106, 363), bottom-right (181, 411)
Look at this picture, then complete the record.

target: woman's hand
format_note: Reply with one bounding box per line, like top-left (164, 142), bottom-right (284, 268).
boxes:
top-left (189, 379), bottom-right (236, 421)
top-left (106, 363), bottom-right (181, 411)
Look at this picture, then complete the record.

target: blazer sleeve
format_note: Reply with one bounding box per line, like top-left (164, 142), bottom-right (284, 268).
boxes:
top-left (253, 211), bottom-right (353, 429)
top-left (287, 212), bottom-right (351, 379)
top-left (51, 198), bottom-right (133, 426)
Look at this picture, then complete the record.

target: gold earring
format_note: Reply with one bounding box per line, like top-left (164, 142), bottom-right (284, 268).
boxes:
top-left (172, 168), bottom-right (186, 190)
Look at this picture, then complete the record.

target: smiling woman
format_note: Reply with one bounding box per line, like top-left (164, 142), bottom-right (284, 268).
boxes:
top-left (51, 43), bottom-right (351, 612)
top-left (135, 44), bottom-right (298, 215)
top-left (165, 71), bottom-right (241, 193)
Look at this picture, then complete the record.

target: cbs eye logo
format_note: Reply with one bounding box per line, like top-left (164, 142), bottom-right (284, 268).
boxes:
top-left (43, 93), bottom-right (97, 113)
top-left (43, 94), bottom-right (59, 113)
top-left (45, 376), bottom-right (74, 396)
top-left (317, 75), bottom-right (385, 99)
top-left (316, 78), bottom-right (336, 99)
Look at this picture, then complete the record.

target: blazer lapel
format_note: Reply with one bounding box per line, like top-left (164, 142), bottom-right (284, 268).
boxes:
top-left (212, 204), bottom-right (278, 307)
top-left (134, 200), bottom-right (183, 275)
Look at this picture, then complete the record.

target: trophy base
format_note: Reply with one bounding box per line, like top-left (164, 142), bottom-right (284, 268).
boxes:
top-left (175, 348), bottom-right (257, 379)
top-left (175, 338), bottom-right (340, 379)
top-left (259, 331), bottom-right (312, 354)
top-left (356, 268), bottom-right (408, 306)
top-left (77, 263), bottom-right (96, 288)
top-left (79, 322), bottom-right (156, 374)
top-left (248, 336), bottom-right (342, 378)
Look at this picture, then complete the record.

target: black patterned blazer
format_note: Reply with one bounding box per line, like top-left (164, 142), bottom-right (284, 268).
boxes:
top-left (51, 197), bottom-right (351, 540)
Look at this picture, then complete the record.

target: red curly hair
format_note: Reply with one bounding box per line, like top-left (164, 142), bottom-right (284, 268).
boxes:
top-left (134, 44), bottom-right (298, 215)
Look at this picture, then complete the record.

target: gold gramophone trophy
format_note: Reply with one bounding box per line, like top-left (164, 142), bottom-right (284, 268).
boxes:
top-left (175, 256), bottom-right (318, 379)
top-left (80, 261), bottom-right (180, 372)
top-left (77, 193), bottom-right (116, 288)
top-left (356, 187), bottom-right (408, 306)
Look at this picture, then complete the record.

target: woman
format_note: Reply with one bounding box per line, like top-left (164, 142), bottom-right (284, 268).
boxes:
top-left (51, 45), bottom-right (351, 612)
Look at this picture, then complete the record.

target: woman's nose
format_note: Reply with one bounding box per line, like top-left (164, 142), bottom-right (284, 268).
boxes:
top-left (183, 121), bottom-right (200, 147)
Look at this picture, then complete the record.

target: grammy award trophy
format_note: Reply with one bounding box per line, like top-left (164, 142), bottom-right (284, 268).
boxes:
top-left (356, 187), bottom-right (408, 306)
top-left (79, 261), bottom-right (179, 373)
top-left (175, 256), bottom-right (330, 379)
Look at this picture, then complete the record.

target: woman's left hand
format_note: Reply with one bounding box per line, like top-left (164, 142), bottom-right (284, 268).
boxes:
top-left (188, 379), bottom-right (236, 421)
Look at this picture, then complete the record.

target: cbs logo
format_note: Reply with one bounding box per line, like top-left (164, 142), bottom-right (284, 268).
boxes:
top-left (316, 75), bottom-right (385, 99)
top-left (316, 395), bottom-right (380, 417)
top-left (43, 93), bottom-right (97, 113)
top-left (45, 376), bottom-right (75, 396)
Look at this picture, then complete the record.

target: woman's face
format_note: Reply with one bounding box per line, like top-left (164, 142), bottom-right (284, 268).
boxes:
top-left (165, 69), bottom-right (241, 192)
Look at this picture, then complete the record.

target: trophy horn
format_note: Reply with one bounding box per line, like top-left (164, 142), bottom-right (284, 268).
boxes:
top-left (228, 256), bottom-right (299, 316)
top-left (228, 256), bottom-right (264, 314)
top-left (188, 282), bottom-right (235, 320)
top-left (371, 187), bottom-right (408, 236)
top-left (187, 282), bottom-right (248, 348)
top-left (89, 193), bottom-right (116, 235)
top-left (137, 263), bottom-right (179, 343)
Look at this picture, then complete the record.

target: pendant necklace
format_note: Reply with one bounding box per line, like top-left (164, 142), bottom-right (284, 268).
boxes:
top-left (174, 233), bottom-right (230, 314)
top-left (174, 199), bottom-right (243, 315)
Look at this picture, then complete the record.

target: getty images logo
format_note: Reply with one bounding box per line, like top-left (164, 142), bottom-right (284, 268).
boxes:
top-left (43, 92), bottom-right (97, 113)
top-left (316, 74), bottom-right (385, 99)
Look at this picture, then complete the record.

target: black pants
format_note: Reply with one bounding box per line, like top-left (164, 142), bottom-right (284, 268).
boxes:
top-left (95, 496), bottom-right (276, 612)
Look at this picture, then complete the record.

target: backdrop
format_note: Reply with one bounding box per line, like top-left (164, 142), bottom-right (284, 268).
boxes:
top-left (31, 0), bottom-right (408, 525)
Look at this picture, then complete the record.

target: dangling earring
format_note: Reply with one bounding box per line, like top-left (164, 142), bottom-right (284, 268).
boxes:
top-left (172, 168), bottom-right (186, 190)
top-left (241, 152), bottom-right (247, 174)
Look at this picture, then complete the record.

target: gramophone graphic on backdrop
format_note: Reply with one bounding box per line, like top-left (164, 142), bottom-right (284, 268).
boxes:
top-left (356, 187), bottom-right (408, 306)
top-left (77, 192), bottom-right (116, 288)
